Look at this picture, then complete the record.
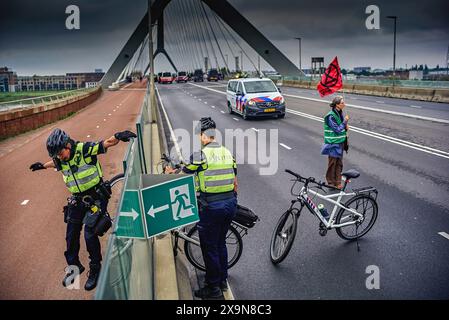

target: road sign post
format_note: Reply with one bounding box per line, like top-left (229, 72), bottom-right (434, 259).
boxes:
top-left (141, 174), bottom-right (199, 238)
top-left (116, 190), bottom-right (146, 239)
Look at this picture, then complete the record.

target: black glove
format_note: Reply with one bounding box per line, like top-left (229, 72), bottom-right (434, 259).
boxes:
top-left (30, 162), bottom-right (46, 171)
top-left (114, 130), bottom-right (137, 142)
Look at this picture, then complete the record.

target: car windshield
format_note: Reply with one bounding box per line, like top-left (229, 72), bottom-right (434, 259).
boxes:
top-left (178, 72), bottom-right (186, 76)
top-left (162, 72), bottom-right (171, 77)
top-left (243, 80), bottom-right (278, 93)
top-left (194, 70), bottom-right (202, 75)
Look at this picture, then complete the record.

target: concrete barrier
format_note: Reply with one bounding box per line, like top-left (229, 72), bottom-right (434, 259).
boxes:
top-left (0, 87), bottom-right (102, 140)
top-left (281, 80), bottom-right (449, 103)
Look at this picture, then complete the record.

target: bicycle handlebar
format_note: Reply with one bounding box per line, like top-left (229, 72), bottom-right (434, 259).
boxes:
top-left (285, 169), bottom-right (337, 191)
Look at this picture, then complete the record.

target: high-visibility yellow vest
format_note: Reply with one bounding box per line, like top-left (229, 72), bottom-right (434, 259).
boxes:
top-left (60, 142), bottom-right (103, 194)
top-left (197, 144), bottom-right (236, 194)
top-left (324, 109), bottom-right (346, 144)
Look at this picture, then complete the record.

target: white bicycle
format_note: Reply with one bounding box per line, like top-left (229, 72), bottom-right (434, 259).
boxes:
top-left (270, 169), bottom-right (378, 264)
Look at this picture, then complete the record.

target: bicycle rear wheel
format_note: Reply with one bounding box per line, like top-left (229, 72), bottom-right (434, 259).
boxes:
top-left (184, 224), bottom-right (243, 271)
top-left (335, 194), bottom-right (378, 240)
top-left (107, 173), bottom-right (125, 219)
top-left (270, 209), bottom-right (298, 264)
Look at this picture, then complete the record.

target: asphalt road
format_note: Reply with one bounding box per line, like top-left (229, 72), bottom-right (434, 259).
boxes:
top-left (0, 81), bottom-right (145, 299)
top-left (157, 80), bottom-right (449, 299)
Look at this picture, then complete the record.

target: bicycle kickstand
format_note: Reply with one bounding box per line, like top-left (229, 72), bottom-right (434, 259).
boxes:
top-left (356, 225), bottom-right (361, 252)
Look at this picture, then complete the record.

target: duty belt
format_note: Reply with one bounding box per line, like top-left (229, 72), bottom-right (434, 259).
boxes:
top-left (199, 191), bottom-right (235, 203)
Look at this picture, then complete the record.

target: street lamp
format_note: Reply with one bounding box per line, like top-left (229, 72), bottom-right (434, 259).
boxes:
top-left (387, 16), bottom-right (397, 77)
top-left (240, 51), bottom-right (243, 71)
top-left (294, 37), bottom-right (302, 77)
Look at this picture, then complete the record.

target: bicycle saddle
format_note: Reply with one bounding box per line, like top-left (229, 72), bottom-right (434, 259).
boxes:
top-left (342, 169), bottom-right (360, 179)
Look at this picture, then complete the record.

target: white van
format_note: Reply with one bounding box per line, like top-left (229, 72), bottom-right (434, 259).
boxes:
top-left (226, 78), bottom-right (285, 120)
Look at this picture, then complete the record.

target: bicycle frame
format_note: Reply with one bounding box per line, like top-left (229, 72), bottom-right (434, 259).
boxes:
top-left (295, 183), bottom-right (364, 229)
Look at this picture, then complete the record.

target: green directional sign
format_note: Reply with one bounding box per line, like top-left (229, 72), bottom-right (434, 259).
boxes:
top-left (116, 190), bottom-right (146, 239)
top-left (141, 175), bottom-right (199, 238)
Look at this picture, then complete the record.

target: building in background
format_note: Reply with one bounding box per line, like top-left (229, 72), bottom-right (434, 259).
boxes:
top-left (353, 67), bottom-right (371, 74)
top-left (0, 67), bottom-right (18, 92)
top-left (0, 67), bottom-right (105, 92)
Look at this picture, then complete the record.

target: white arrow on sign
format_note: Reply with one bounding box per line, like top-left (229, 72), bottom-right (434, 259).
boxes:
top-left (120, 209), bottom-right (139, 221)
top-left (147, 204), bottom-right (169, 218)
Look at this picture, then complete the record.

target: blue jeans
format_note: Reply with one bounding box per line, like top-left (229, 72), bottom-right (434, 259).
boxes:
top-left (197, 196), bottom-right (237, 287)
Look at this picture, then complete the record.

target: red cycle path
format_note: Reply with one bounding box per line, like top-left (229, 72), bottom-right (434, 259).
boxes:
top-left (0, 81), bottom-right (146, 299)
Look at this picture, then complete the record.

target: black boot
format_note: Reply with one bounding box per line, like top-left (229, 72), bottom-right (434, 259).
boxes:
top-left (220, 280), bottom-right (228, 292)
top-left (194, 285), bottom-right (223, 300)
top-left (84, 265), bottom-right (101, 291)
top-left (62, 264), bottom-right (85, 287)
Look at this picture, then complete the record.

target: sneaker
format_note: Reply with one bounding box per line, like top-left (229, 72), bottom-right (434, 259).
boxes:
top-left (220, 281), bottom-right (228, 291)
top-left (62, 264), bottom-right (85, 287)
top-left (194, 285), bottom-right (223, 300)
top-left (84, 267), bottom-right (100, 291)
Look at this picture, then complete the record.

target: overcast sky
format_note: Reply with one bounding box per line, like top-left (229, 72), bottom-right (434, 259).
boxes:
top-left (1, 0), bottom-right (448, 75)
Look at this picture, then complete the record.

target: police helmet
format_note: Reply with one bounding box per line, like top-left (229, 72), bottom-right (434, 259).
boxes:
top-left (46, 128), bottom-right (70, 158)
top-left (195, 117), bottom-right (216, 135)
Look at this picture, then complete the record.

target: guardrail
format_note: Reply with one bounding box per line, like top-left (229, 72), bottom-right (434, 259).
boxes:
top-left (0, 87), bottom-right (99, 113)
top-left (95, 82), bottom-right (154, 300)
top-left (268, 75), bottom-right (449, 89)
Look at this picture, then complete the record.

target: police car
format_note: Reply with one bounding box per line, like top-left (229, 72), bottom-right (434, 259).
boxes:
top-left (226, 78), bottom-right (285, 120)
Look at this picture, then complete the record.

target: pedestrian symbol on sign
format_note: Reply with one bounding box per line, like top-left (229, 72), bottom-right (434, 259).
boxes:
top-left (170, 184), bottom-right (195, 220)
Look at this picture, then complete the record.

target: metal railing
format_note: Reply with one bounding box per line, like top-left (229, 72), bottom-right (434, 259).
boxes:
top-left (268, 75), bottom-right (449, 89)
top-left (0, 86), bottom-right (100, 112)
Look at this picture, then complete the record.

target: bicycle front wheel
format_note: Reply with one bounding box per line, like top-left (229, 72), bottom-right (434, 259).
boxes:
top-left (270, 209), bottom-right (298, 264)
top-left (184, 224), bottom-right (243, 271)
top-left (335, 194), bottom-right (378, 240)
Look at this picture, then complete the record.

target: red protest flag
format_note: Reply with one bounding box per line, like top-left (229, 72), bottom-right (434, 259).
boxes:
top-left (317, 56), bottom-right (343, 97)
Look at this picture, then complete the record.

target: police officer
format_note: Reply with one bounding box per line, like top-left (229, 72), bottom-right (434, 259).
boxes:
top-left (166, 117), bottom-right (238, 299)
top-left (29, 128), bottom-right (136, 291)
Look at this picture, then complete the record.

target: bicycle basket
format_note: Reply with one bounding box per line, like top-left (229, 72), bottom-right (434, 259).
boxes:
top-left (233, 204), bottom-right (259, 229)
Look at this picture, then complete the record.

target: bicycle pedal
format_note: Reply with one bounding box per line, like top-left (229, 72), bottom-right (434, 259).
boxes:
top-left (319, 222), bottom-right (327, 236)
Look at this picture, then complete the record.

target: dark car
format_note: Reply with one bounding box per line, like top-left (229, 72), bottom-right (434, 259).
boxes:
top-left (193, 69), bottom-right (204, 82)
top-left (207, 69), bottom-right (219, 81)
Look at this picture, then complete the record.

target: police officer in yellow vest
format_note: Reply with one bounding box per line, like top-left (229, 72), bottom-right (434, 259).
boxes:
top-left (29, 128), bottom-right (136, 291)
top-left (166, 117), bottom-right (237, 299)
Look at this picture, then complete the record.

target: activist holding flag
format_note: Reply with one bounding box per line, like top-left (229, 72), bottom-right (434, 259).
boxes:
top-left (318, 57), bottom-right (349, 189)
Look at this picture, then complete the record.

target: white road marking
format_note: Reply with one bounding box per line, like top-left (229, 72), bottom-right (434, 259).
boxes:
top-left (113, 110), bottom-right (116, 112)
top-left (21, 200), bottom-right (29, 205)
top-left (155, 86), bottom-right (184, 160)
top-left (103, 119), bottom-right (106, 121)
top-left (438, 232), bottom-right (449, 241)
top-left (189, 82), bottom-right (449, 160)
top-left (251, 128), bottom-right (259, 132)
top-left (233, 117), bottom-right (239, 121)
top-left (108, 113), bottom-right (111, 116)
top-left (96, 125), bottom-right (100, 128)
top-left (87, 135), bottom-right (91, 138)
top-left (204, 101), bottom-right (208, 104)
top-left (199, 98), bottom-right (202, 101)
top-left (220, 110), bottom-right (225, 114)
top-left (280, 143), bottom-right (292, 150)
top-left (410, 105), bottom-right (422, 109)
top-left (211, 105), bottom-right (215, 108)
top-left (282, 93), bottom-right (449, 124)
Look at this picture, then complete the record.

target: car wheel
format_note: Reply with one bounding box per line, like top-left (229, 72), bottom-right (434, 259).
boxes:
top-left (278, 114), bottom-right (285, 119)
top-left (228, 102), bottom-right (233, 114)
top-left (242, 108), bottom-right (248, 120)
